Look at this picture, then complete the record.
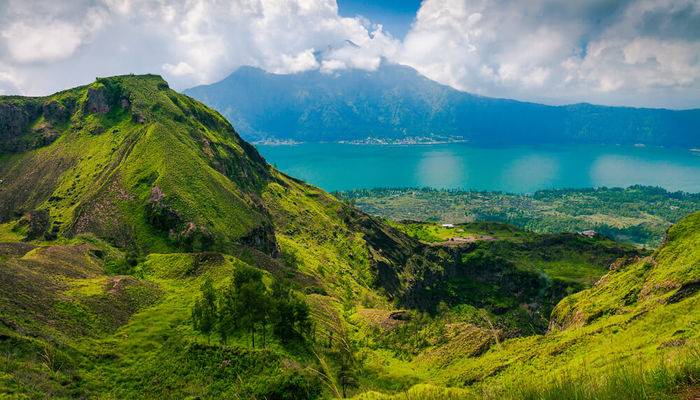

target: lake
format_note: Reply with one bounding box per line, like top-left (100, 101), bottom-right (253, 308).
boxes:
top-left (256, 143), bottom-right (700, 193)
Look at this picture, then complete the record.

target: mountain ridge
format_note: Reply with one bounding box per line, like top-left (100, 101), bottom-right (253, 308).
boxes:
top-left (185, 63), bottom-right (700, 147)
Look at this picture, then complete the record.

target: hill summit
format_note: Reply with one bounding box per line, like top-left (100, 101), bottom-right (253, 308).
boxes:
top-left (1, 74), bottom-right (277, 254)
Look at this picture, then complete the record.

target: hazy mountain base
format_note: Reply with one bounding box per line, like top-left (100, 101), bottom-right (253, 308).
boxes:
top-left (0, 75), bottom-right (697, 399)
top-left (339, 186), bottom-right (700, 247)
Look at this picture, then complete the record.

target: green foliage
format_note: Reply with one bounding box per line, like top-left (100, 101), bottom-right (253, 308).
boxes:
top-left (341, 186), bottom-right (700, 247)
top-left (195, 264), bottom-right (314, 349)
top-left (192, 277), bottom-right (218, 341)
top-left (356, 350), bottom-right (700, 400)
top-left (271, 279), bottom-right (313, 342)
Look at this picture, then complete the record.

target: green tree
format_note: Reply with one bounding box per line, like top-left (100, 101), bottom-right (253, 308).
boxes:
top-left (217, 265), bottom-right (271, 349)
top-left (209, 266), bottom-right (313, 349)
top-left (217, 280), bottom-right (237, 344)
top-left (192, 277), bottom-right (217, 343)
top-left (271, 280), bottom-right (312, 343)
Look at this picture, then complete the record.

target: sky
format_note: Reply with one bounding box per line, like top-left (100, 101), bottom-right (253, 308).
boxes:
top-left (0, 0), bottom-right (699, 109)
top-left (338, 0), bottom-right (422, 39)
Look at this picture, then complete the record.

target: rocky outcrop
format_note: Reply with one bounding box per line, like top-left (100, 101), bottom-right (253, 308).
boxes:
top-left (0, 102), bottom-right (41, 138)
top-left (85, 86), bottom-right (111, 114)
top-left (42, 99), bottom-right (75, 123)
top-left (26, 209), bottom-right (51, 240)
top-left (83, 81), bottom-right (131, 117)
top-left (0, 101), bottom-right (42, 152)
top-left (237, 223), bottom-right (279, 256)
top-left (0, 97), bottom-right (76, 153)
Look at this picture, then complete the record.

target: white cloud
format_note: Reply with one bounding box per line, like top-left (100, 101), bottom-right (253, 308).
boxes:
top-left (0, 66), bottom-right (21, 95)
top-left (2, 21), bottom-right (85, 63)
top-left (163, 61), bottom-right (196, 77)
top-left (395, 0), bottom-right (700, 107)
top-left (0, 0), bottom-right (398, 93)
top-left (0, 0), bottom-right (698, 108)
top-left (270, 49), bottom-right (320, 74)
top-left (569, 38), bottom-right (700, 92)
top-left (1, 4), bottom-right (108, 64)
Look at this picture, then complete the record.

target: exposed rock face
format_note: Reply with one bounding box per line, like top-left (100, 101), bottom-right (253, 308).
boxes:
top-left (42, 99), bottom-right (74, 123)
top-left (238, 223), bottom-right (279, 256)
top-left (27, 209), bottom-right (50, 240)
top-left (0, 102), bottom-right (43, 152)
top-left (0, 103), bottom-right (40, 138)
top-left (1, 97), bottom-right (76, 153)
top-left (145, 186), bottom-right (181, 232)
top-left (86, 86), bottom-right (111, 114)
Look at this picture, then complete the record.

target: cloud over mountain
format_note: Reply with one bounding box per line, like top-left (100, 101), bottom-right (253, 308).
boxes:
top-left (398, 0), bottom-right (700, 107)
top-left (0, 0), bottom-right (698, 108)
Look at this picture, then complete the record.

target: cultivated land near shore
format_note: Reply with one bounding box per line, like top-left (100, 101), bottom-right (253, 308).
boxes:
top-left (339, 186), bottom-right (700, 247)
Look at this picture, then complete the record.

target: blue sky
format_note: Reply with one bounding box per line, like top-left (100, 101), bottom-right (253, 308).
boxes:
top-left (338, 0), bottom-right (422, 38)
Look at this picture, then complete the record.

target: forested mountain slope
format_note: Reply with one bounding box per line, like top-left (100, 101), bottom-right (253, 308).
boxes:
top-left (185, 64), bottom-right (700, 147)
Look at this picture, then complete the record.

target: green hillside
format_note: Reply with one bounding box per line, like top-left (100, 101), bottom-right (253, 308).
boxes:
top-left (0, 75), bottom-right (697, 399)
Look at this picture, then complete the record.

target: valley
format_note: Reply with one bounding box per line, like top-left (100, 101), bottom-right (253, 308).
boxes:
top-left (340, 186), bottom-right (700, 247)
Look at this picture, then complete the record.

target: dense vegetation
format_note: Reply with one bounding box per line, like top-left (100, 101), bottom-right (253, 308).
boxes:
top-left (185, 64), bottom-right (700, 147)
top-left (0, 75), bottom-right (698, 399)
top-left (192, 266), bottom-right (312, 348)
top-left (339, 186), bottom-right (700, 247)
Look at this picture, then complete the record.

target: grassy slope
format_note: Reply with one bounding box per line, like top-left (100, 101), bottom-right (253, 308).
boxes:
top-left (0, 75), bottom-right (272, 254)
top-left (0, 75), bottom-right (419, 398)
top-left (0, 76), bottom-right (698, 399)
top-left (355, 212), bottom-right (700, 399)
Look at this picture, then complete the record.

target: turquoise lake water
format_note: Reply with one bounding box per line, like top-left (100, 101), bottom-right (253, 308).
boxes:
top-left (256, 143), bottom-right (700, 193)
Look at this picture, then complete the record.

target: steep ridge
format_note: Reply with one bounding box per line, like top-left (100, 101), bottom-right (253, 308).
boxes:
top-left (185, 64), bottom-right (700, 147)
top-left (0, 76), bottom-right (697, 399)
top-left (0, 75), bottom-right (276, 254)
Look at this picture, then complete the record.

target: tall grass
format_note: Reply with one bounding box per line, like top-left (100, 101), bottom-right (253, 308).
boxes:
top-left (497, 352), bottom-right (699, 400)
top-left (355, 349), bottom-right (700, 400)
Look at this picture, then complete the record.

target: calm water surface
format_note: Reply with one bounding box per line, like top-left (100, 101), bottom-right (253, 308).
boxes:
top-left (256, 143), bottom-right (700, 193)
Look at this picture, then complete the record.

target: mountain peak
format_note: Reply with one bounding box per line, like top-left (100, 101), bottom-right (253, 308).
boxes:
top-left (186, 64), bottom-right (700, 146)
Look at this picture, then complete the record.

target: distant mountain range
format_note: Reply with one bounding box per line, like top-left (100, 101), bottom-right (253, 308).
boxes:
top-left (185, 63), bottom-right (700, 147)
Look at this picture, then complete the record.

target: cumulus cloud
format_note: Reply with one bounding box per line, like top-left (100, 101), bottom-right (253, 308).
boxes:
top-left (0, 0), bottom-right (698, 108)
top-left (0, 0), bottom-right (398, 94)
top-left (1, 2), bottom-right (108, 64)
top-left (397, 0), bottom-right (700, 107)
top-left (2, 21), bottom-right (85, 63)
top-left (0, 66), bottom-right (21, 95)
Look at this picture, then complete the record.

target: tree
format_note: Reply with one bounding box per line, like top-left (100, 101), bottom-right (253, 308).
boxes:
top-left (217, 279), bottom-right (237, 344)
top-left (271, 280), bottom-right (313, 343)
top-left (195, 265), bottom-right (313, 349)
top-left (192, 277), bottom-right (217, 343)
top-left (230, 266), bottom-right (270, 348)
